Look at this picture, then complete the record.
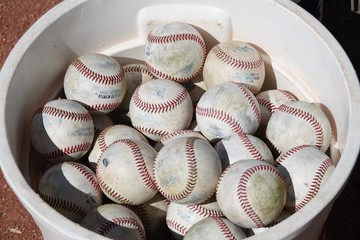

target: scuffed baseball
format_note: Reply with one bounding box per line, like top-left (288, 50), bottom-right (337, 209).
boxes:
top-left (81, 204), bottom-right (146, 240)
top-left (184, 216), bottom-right (247, 240)
top-left (30, 99), bottom-right (94, 163)
top-left (203, 40), bottom-right (265, 94)
top-left (266, 100), bottom-right (332, 153)
top-left (154, 137), bottom-right (222, 204)
top-left (88, 124), bottom-right (148, 170)
top-left (274, 145), bottom-right (335, 212)
top-left (96, 139), bottom-right (158, 205)
top-left (129, 79), bottom-right (193, 141)
top-left (214, 132), bottom-right (274, 169)
top-left (38, 161), bottom-right (103, 223)
top-left (195, 81), bottom-right (261, 142)
top-left (216, 159), bottom-right (287, 228)
top-left (145, 21), bottom-right (206, 83)
top-left (64, 53), bottom-right (126, 114)
top-left (166, 201), bottom-right (224, 239)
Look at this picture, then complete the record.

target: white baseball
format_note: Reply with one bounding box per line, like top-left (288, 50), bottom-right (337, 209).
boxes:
top-left (80, 204), bottom-right (146, 240)
top-left (266, 100), bottom-right (332, 153)
top-left (166, 201), bottom-right (223, 239)
top-left (96, 139), bottom-right (158, 205)
top-left (144, 21), bottom-right (207, 83)
top-left (154, 136), bottom-right (222, 204)
top-left (115, 63), bottom-right (157, 115)
top-left (274, 145), bottom-right (335, 212)
top-left (64, 53), bottom-right (126, 114)
top-left (216, 159), bottom-right (287, 228)
top-left (183, 217), bottom-right (247, 240)
top-left (88, 124), bottom-right (148, 170)
top-left (195, 81), bottom-right (261, 142)
top-left (214, 132), bottom-right (274, 169)
top-left (30, 99), bottom-right (94, 163)
top-left (37, 161), bottom-right (103, 223)
top-left (203, 40), bottom-right (265, 94)
top-left (256, 89), bottom-right (297, 137)
top-left (129, 79), bottom-right (193, 141)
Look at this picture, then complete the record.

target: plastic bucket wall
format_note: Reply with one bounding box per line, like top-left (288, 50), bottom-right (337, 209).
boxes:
top-left (0, 0), bottom-right (359, 239)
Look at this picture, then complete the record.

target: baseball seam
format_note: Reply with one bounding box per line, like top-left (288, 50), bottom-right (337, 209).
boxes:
top-left (234, 82), bottom-right (261, 124)
top-left (85, 102), bottom-right (121, 112)
top-left (40, 142), bottom-right (92, 160)
top-left (155, 137), bottom-right (198, 202)
top-left (166, 219), bottom-right (188, 236)
top-left (39, 193), bottom-right (87, 218)
top-left (35, 106), bottom-right (92, 122)
top-left (132, 86), bottom-right (189, 114)
top-left (65, 162), bottom-right (103, 197)
top-left (236, 132), bottom-right (264, 160)
top-left (133, 126), bottom-right (169, 139)
top-left (274, 145), bottom-right (310, 166)
top-left (287, 158), bottom-right (334, 212)
top-left (131, 205), bottom-right (152, 235)
top-left (186, 204), bottom-right (223, 218)
top-left (257, 97), bottom-right (277, 114)
top-left (71, 58), bottom-right (125, 85)
top-left (160, 130), bottom-right (202, 144)
top-left (212, 45), bottom-right (263, 70)
top-left (145, 32), bottom-right (206, 82)
top-left (98, 217), bottom-right (146, 240)
top-left (277, 105), bottom-right (325, 149)
top-left (237, 165), bottom-right (286, 228)
top-left (212, 217), bottom-right (237, 240)
top-left (123, 64), bottom-right (157, 79)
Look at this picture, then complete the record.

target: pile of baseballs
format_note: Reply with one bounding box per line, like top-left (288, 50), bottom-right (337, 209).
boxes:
top-left (30, 21), bottom-right (336, 239)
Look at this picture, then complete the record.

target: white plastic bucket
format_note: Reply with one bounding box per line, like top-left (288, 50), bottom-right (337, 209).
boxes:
top-left (0, 0), bottom-right (359, 239)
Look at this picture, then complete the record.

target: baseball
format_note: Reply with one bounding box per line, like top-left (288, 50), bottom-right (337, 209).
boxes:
top-left (37, 161), bottom-right (103, 223)
top-left (274, 145), bottom-right (335, 212)
top-left (203, 40), bottom-right (265, 94)
top-left (266, 100), bottom-right (332, 153)
top-left (144, 21), bottom-right (206, 83)
top-left (30, 99), bottom-right (94, 163)
top-left (63, 53), bottom-right (126, 114)
top-left (154, 136), bottom-right (222, 204)
top-left (115, 63), bottom-right (157, 115)
top-left (96, 139), bottom-right (158, 205)
top-left (129, 79), bottom-right (193, 141)
top-left (195, 81), bottom-right (261, 142)
top-left (88, 124), bottom-right (148, 170)
top-left (214, 132), bottom-right (274, 169)
top-left (80, 204), bottom-right (146, 240)
top-left (166, 201), bottom-right (224, 239)
top-left (255, 89), bottom-right (297, 137)
top-left (216, 159), bottom-right (287, 228)
top-left (183, 216), bottom-right (247, 240)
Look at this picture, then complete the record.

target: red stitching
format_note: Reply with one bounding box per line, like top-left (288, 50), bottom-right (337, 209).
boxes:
top-left (212, 217), bottom-right (237, 240)
top-left (234, 82), bottom-right (261, 124)
top-left (166, 219), bottom-right (188, 235)
top-left (155, 137), bottom-right (198, 202)
top-left (160, 130), bottom-right (203, 143)
top-left (236, 132), bottom-right (264, 160)
top-left (39, 193), bottom-right (87, 218)
top-left (145, 32), bottom-right (206, 83)
top-left (132, 85), bottom-right (189, 114)
top-left (195, 107), bottom-right (245, 133)
top-left (123, 64), bottom-right (157, 79)
top-left (133, 126), bottom-right (169, 139)
top-left (40, 142), bottom-right (92, 160)
top-left (274, 145), bottom-right (310, 167)
top-left (212, 45), bottom-right (263, 70)
top-left (277, 89), bottom-right (297, 101)
top-left (237, 164), bottom-right (286, 228)
top-left (131, 205), bottom-right (151, 235)
top-left (35, 106), bottom-right (92, 122)
top-left (85, 102), bottom-right (121, 112)
top-left (186, 204), bottom-right (223, 218)
top-left (286, 158), bottom-right (334, 212)
top-left (257, 97), bottom-right (277, 114)
top-left (277, 105), bottom-right (324, 149)
top-left (65, 162), bottom-right (102, 197)
top-left (97, 126), bottom-right (112, 152)
top-left (71, 58), bottom-right (124, 85)
top-left (98, 217), bottom-right (146, 239)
